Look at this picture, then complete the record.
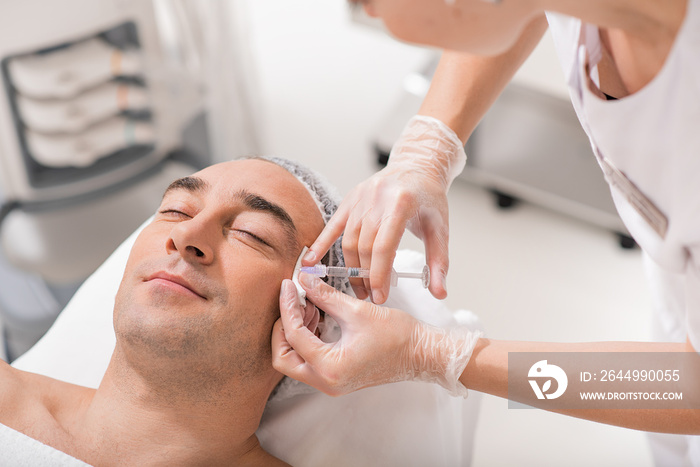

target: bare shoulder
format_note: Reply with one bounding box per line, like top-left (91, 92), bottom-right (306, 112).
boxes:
top-left (0, 359), bottom-right (27, 420)
top-left (0, 360), bottom-right (93, 430)
top-left (261, 453), bottom-right (291, 467)
top-left (239, 448), bottom-right (291, 467)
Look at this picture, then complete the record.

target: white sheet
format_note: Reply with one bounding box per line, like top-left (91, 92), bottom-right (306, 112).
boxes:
top-left (0, 422), bottom-right (90, 466)
top-left (13, 219), bottom-right (482, 466)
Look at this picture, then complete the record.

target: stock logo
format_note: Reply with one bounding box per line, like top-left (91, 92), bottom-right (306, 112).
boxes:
top-left (528, 360), bottom-right (568, 400)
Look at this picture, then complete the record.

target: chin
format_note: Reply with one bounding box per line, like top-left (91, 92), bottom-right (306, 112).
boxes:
top-left (115, 300), bottom-right (213, 358)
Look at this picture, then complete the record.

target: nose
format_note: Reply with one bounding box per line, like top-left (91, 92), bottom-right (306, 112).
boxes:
top-left (166, 216), bottom-right (215, 265)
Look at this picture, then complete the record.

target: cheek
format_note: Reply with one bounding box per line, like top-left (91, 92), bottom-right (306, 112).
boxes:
top-left (222, 275), bottom-right (283, 364)
top-left (125, 226), bottom-right (163, 265)
top-left (223, 266), bottom-right (291, 319)
top-left (120, 230), bottom-right (158, 288)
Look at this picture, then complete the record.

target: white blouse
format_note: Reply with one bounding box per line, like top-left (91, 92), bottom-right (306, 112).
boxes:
top-left (546, 0), bottom-right (700, 349)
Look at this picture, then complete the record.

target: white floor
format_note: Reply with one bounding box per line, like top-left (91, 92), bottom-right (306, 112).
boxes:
top-left (247, 1), bottom-right (655, 466)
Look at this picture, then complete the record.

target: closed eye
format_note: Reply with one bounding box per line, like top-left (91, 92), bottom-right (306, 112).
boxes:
top-left (159, 209), bottom-right (191, 219)
top-left (158, 208), bottom-right (274, 249)
top-left (233, 229), bottom-right (271, 247)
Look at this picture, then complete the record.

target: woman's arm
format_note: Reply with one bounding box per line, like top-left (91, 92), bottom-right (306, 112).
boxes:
top-left (274, 277), bottom-right (700, 434)
top-left (463, 338), bottom-right (700, 434)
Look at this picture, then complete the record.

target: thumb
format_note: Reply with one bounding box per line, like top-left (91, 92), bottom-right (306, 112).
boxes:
top-left (278, 279), bottom-right (305, 327)
top-left (299, 273), bottom-right (360, 327)
top-left (303, 203), bottom-right (350, 267)
top-left (275, 280), bottom-right (328, 367)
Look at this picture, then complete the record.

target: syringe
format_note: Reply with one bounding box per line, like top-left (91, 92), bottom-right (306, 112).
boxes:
top-left (299, 264), bottom-right (430, 288)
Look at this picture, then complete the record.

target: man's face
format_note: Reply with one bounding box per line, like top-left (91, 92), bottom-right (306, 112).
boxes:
top-left (114, 159), bottom-right (324, 386)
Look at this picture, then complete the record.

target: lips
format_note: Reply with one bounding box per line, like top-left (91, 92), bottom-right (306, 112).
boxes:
top-left (145, 271), bottom-right (207, 300)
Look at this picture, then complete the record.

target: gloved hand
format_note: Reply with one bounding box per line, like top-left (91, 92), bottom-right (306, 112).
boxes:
top-left (271, 275), bottom-right (481, 397)
top-left (302, 115), bottom-right (467, 304)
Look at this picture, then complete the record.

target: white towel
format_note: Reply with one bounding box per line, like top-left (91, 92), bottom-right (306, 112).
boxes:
top-left (0, 422), bottom-right (91, 466)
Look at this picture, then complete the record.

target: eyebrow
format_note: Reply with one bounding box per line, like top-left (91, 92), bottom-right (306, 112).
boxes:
top-left (162, 176), bottom-right (299, 253)
top-left (234, 189), bottom-right (297, 234)
top-left (163, 176), bottom-right (209, 198)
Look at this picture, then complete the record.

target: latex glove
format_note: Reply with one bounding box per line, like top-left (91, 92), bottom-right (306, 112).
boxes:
top-left (271, 276), bottom-right (481, 397)
top-left (302, 115), bottom-right (467, 304)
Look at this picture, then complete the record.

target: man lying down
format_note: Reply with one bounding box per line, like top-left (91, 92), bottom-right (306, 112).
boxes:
top-left (0, 157), bottom-right (349, 466)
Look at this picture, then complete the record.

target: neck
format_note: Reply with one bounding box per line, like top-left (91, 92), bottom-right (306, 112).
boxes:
top-left (536, 0), bottom-right (687, 95)
top-left (73, 349), bottom-right (277, 466)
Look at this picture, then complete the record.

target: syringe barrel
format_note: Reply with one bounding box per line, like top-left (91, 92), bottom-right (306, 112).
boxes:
top-left (299, 264), bottom-right (328, 276)
top-left (325, 266), bottom-right (370, 278)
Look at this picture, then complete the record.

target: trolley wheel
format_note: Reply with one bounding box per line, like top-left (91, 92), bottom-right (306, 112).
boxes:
top-left (374, 144), bottom-right (390, 167)
top-left (616, 232), bottom-right (637, 249)
top-left (492, 190), bottom-right (519, 209)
